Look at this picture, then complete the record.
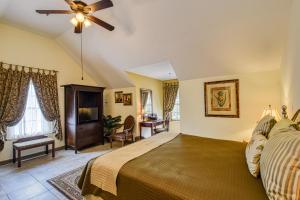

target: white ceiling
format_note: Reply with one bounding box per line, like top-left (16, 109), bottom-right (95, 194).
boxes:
top-left (0, 0), bottom-right (292, 88)
top-left (126, 61), bottom-right (177, 81)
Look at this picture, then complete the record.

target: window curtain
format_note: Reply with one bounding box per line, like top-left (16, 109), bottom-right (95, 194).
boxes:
top-left (0, 62), bottom-right (62, 151)
top-left (0, 64), bottom-right (30, 150)
top-left (31, 70), bottom-right (62, 140)
top-left (6, 81), bottom-right (55, 140)
top-left (163, 81), bottom-right (179, 119)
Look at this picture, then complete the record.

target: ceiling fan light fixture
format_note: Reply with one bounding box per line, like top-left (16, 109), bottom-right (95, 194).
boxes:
top-left (36, 0), bottom-right (115, 32)
top-left (70, 17), bottom-right (78, 26)
top-left (84, 19), bottom-right (91, 27)
top-left (76, 12), bottom-right (85, 23)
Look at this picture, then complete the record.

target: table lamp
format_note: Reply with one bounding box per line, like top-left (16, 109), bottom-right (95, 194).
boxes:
top-left (260, 105), bottom-right (281, 122)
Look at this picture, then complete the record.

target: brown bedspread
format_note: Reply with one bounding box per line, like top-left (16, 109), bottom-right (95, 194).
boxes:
top-left (78, 134), bottom-right (268, 200)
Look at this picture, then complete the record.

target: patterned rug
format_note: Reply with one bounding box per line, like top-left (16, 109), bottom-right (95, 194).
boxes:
top-left (48, 145), bottom-right (119, 200)
top-left (48, 167), bottom-right (85, 200)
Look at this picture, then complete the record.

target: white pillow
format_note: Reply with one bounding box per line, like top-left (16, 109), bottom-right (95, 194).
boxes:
top-left (252, 115), bottom-right (276, 138)
top-left (260, 131), bottom-right (300, 199)
top-left (268, 118), bottom-right (298, 138)
top-left (245, 133), bottom-right (267, 177)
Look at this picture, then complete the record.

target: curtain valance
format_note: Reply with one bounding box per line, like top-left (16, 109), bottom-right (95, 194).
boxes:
top-left (163, 81), bottom-right (179, 87)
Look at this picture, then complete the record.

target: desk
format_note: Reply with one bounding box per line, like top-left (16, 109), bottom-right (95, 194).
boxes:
top-left (139, 120), bottom-right (164, 138)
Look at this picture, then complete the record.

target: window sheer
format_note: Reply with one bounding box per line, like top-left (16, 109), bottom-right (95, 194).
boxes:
top-left (7, 81), bottom-right (55, 140)
top-left (171, 91), bottom-right (180, 120)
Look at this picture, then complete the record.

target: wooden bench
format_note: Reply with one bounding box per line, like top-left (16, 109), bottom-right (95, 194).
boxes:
top-left (13, 136), bottom-right (55, 167)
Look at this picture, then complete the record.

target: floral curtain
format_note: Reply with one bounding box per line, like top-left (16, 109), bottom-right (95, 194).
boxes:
top-left (0, 62), bottom-right (62, 151)
top-left (0, 64), bottom-right (30, 150)
top-left (6, 81), bottom-right (56, 140)
top-left (163, 81), bottom-right (179, 119)
top-left (31, 70), bottom-right (62, 140)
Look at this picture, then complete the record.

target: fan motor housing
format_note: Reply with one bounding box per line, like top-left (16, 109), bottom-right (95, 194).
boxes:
top-left (71, 1), bottom-right (91, 14)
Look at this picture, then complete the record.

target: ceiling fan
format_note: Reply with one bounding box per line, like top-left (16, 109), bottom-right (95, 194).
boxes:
top-left (36, 0), bottom-right (114, 33)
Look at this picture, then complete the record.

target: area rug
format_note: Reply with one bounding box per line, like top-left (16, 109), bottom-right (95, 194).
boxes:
top-left (48, 166), bottom-right (85, 200)
top-left (48, 145), bottom-right (119, 200)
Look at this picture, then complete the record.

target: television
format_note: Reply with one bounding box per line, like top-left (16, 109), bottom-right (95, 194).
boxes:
top-left (78, 91), bottom-right (100, 123)
top-left (78, 107), bottom-right (99, 123)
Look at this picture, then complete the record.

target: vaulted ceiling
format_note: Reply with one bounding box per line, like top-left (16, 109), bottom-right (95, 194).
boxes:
top-left (0, 0), bottom-right (291, 88)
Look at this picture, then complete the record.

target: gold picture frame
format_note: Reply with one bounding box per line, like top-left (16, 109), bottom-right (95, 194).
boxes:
top-left (204, 79), bottom-right (239, 118)
top-left (123, 93), bottom-right (132, 106)
top-left (115, 91), bottom-right (123, 103)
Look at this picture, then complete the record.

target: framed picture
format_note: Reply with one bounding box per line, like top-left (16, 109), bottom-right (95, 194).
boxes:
top-left (204, 79), bottom-right (239, 118)
top-left (115, 91), bottom-right (123, 103)
top-left (123, 93), bottom-right (132, 106)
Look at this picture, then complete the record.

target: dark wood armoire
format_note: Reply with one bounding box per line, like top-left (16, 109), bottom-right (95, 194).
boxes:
top-left (62, 84), bottom-right (105, 153)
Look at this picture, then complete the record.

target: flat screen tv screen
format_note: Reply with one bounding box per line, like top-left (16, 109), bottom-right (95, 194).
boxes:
top-left (78, 107), bottom-right (98, 123)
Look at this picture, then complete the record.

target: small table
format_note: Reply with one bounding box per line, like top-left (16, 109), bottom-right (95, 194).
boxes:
top-left (139, 119), bottom-right (164, 138)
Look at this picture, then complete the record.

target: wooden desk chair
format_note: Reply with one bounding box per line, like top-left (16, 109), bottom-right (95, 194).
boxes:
top-left (110, 115), bottom-right (135, 148)
top-left (154, 113), bottom-right (170, 134)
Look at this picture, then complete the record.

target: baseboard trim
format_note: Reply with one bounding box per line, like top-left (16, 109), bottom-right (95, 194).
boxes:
top-left (0, 146), bottom-right (65, 166)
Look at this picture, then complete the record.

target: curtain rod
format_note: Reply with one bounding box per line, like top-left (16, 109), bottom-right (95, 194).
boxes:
top-left (0, 61), bottom-right (59, 73)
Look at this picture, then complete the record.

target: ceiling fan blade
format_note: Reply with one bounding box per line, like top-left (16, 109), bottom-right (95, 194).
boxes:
top-left (74, 22), bottom-right (83, 34)
top-left (86, 0), bottom-right (113, 12)
top-left (87, 15), bottom-right (114, 31)
top-left (36, 10), bottom-right (73, 15)
top-left (65, 0), bottom-right (75, 6)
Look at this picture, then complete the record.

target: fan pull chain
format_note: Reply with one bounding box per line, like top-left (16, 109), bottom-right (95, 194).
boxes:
top-left (80, 31), bottom-right (84, 80)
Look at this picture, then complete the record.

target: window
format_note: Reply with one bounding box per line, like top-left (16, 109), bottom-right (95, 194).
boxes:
top-left (144, 96), bottom-right (152, 114)
top-left (7, 81), bottom-right (54, 140)
top-left (171, 91), bottom-right (180, 120)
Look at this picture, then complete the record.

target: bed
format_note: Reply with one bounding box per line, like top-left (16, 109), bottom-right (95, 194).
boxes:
top-left (78, 134), bottom-right (268, 200)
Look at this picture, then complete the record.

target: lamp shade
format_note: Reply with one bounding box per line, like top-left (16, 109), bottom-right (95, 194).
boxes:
top-left (84, 19), bottom-right (91, 27)
top-left (70, 17), bottom-right (78, 26)
top-left (75, 12), bottom-right (85, 23)
top-left (260, 105), bottom-right (281, 122)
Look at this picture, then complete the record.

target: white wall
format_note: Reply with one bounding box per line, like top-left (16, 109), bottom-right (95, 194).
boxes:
top-left (180, 70), bottom-right (281, 142)
top-left (281, 0), bottom-right (300, 115)
top-left (0, 23), bottom-right (102, 162)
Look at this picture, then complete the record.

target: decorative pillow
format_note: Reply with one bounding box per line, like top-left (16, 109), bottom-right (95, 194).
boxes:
top-left (245, 133), bottom-right (267, 177)
top-left (260, 131), bottom-right (300, 199)
top-left (252, 115), bottom-right (276, 138)
top-left (268, 119), bottom-right (299, 139)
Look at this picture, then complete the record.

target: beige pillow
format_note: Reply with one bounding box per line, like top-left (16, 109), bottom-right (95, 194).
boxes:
top-left (268, 118), bottom-right (299, 138)
top-left (260, 131), bottom-right (300, 199)
top-left (245, 133), bottom-right (267, 177)
top-left (253, 115), bottom-right (276, 138)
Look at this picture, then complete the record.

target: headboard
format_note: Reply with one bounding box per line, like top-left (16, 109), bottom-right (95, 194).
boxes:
top-left (281, 105), bottom-right (300, 124)
top-left (281, 105), bottom-right (288, 119)
top-left (292, 109), bottom-right (300, 123)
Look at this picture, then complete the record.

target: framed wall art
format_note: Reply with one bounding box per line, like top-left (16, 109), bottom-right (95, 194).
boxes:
top-left (115, 91), bottom-right (123, 103)
top-left (123, 93), bottom-right (132, 106)
top-left (204, 79), bottom-right (239, 118)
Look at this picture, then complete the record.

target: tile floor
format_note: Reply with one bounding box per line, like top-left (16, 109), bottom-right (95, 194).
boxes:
top-left (0, 143), bottom-right (120, 200)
